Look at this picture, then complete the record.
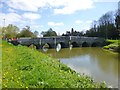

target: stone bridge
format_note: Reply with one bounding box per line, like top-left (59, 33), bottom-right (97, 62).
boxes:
top-left (14, 36), bottom-right (106, 49)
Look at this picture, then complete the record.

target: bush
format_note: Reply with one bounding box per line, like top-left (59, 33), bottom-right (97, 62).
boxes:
top-left (103, 40), bottom-right (119, 53)
top-left (103, 46), bottom-right (109, 49)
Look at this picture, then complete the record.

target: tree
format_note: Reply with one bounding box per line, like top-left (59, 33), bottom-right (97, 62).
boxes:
top-left (17, 26), bottom-right (35, 37)
top-left (115, 9), bottom-right (120, 37)
top-left (85, 11), bottom-right (119, 39)
top-left (62, 28), bottom-right (84, 36)
top-left (41, 28), bottom-right (57, 37)
top-left (99, 11), bottom-right (119, 39)
top-left (34, 31), bottom-right (39, 37)
top-left (99, 11), bottom-right (114, 26)
top-left (1, 24), bottom-right (19, 39)
top-left (115, 9), bottom-right (120, 30)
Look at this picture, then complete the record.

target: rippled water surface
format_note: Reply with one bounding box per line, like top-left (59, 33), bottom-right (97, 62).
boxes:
top-left (41, 47), bottom-right (119, 88)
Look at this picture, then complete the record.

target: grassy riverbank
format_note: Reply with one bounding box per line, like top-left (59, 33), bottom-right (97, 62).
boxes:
top-left (2, 41), bottom-right (106, 88)
top-left (103, 40), bottom-right (120, 53)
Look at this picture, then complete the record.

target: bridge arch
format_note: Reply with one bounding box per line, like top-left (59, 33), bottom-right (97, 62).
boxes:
top-left (42, 43), bottom-right (52, 49)
top-left (35, 45), bottom-right (41, 49)
top-left (28, 44), bottom-right (37, 49)
top-left (59, 42), bottom-right (66, 48)
top-left (71, 42), bottom-right (79, 47)
top-left (91, 42), bottom-right (101, 47)
top-left (82, 42), bottom-right (89, 47)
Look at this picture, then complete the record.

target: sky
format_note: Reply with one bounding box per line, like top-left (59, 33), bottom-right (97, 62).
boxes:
top-left (0, 0), bottom-right (119, 36)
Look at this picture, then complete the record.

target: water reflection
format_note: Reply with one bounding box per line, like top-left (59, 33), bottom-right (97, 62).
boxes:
top-left (41, 47), bottom-right (119, 88)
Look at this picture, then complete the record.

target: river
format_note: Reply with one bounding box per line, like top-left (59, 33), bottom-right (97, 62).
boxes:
top-left (41, 47), bottom-right (119, 88)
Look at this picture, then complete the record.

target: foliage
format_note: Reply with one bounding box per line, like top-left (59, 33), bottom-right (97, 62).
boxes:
top-left (103, 46), bottom-right (109, 49)
top-left (103, 40), bottom-right (120, 53)
top-left (62, 28), bottom-right (84, 36)
top-left (17, 26), bottom-right (37, 38)
top-left (84, 11), bottom-right (119, 39)
top-left (41, 28), bottom-right (57, 37)
top-left (0, 25), bottom-right (39, 39)
top-left (115, 9), bottom-right (120, 30)
top-left (106, 40), bottom-right (119, 44)
top-left (2, 41), bottom-right (107, 88)
top-left (33, 31), bottom-right (39, 37)
top-left (1, 24), bottom-right (19, 39)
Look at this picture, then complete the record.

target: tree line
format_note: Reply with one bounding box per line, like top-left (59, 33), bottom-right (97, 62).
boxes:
top-left (62, 10), bottom-right (120, 39)
top-left (1, 10), bottom-right (119, 39)
top-left (0, 24), bottom-right (58, 39)
top-left (84, 10), bottom-right (120, 39)
top-left (1, 25), bottom-right (39, 39)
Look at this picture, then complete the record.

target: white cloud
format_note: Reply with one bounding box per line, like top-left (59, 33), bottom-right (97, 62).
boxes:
top-left (5, 0), bottom-right (94, 14)
top-left (8, 8), bottom-right (16, 13)
top-left (75, 20), bottom-right (83, 24)
top-left (0, 12), bottom-right (22, 26)
top-left (31, 24), bottom-right (44, 29)
top-left (75, 20), bottom-right (92, 24)
top-left (48, 22), bottom-right (64, 27)
top-left (5, 0), bottom-right (67, 12)
top-left (6, 0), bottom-right (46, 12)
top-left (0, 12), bottom-right (41, 33)
top-left (46, 0), bottom-right (68, 7)
top-left (40, 25), bottom-right (44, 28)
top-left (0, 2), bottom-right (3, 8)
top-left (4, 0), bottom-right (118, 15)
top-left (86, 20), bottom-right (93, 24)
top-left (5, 0), bottom-right (64, 12)
top-left (54, 0), bottom-right (94, 14)
top-left (93, 0), bottom-right (119, 2)
top-left (74, 20), bottom-right (93, 31)
top-left (22, 13), bottom-right (41, 20)
top-left (30, 25), bottom-right (42, 30)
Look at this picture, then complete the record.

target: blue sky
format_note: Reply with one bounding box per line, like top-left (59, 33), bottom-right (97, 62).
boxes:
top-left (0, 0), bottom-right (119, 36)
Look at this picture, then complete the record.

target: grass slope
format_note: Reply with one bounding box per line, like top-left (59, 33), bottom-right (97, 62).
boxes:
top-left (2, 41), bottom-right (106, 88)
top-left (103, 40), bottom-right (120, 53)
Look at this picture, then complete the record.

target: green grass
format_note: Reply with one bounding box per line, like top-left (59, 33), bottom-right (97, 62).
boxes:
top-left (106, 40), bottom-right (119, 44)
top-left (2, 41), bottom-right (107, 88)
top-left (103, 40), bottom-right (120, 53)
